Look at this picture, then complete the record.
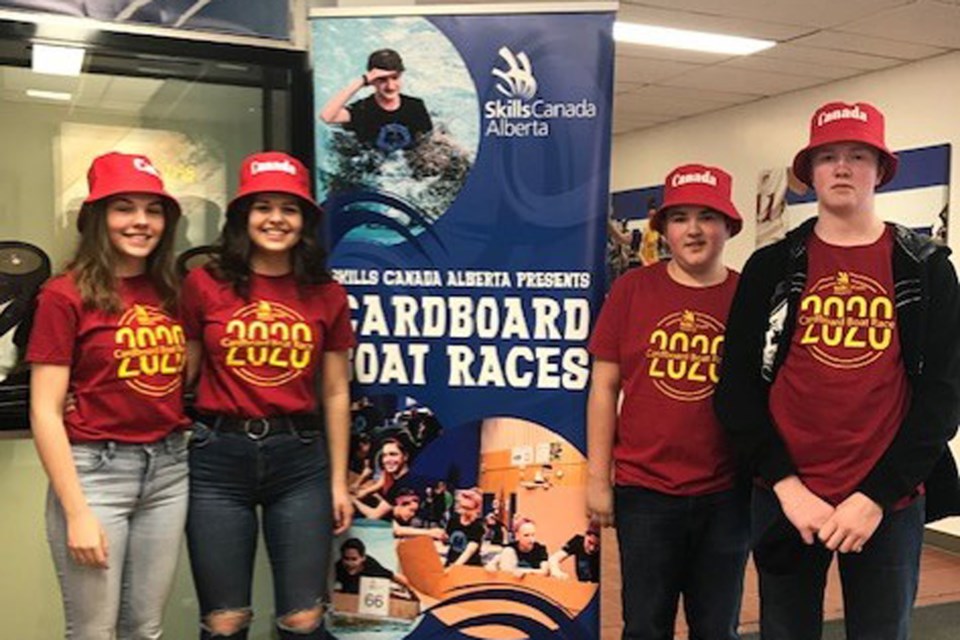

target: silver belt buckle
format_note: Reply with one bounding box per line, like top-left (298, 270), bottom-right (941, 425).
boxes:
top-left (243, 418), bottom-right (271, 440)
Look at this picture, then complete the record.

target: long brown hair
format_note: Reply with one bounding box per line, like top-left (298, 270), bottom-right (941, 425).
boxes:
top-left (67, 198), bottom-right (180, 314)
top-left (208, 194), bottom-right (332, 299)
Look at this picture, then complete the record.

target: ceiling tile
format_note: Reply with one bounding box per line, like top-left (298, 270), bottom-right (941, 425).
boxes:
top-left (614, 94), bottom-right (709, 118)
top-left (617, 0), bottom-right (914, 29)
top-left (661, 64), bottom-right (827, 94)
top-left (725, 54), bottom-right (866, 80)
top-left (616, 3), bottom-right (812, 40)
top-left (619, 84), bottom-right (759, 105)
top-left (790, 30), bottom-right (948, 59)
top-left (756, 42), bottom-right (904, 71)
top-left (838, 0), bottom-right (960, 48)
top-left (614, 55), bottom-right (699, 85)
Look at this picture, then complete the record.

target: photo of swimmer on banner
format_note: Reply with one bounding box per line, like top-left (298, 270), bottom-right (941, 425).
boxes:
top-left (314, 17), bottom-right (478, 247)
top-left (756, 143), bottom-right (950, 249)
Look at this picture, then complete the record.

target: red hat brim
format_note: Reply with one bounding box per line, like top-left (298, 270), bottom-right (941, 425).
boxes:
top-left (791, 142), bottom-right (898, 189)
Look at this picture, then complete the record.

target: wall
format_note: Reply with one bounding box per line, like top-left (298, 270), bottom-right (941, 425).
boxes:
top-left (0, 435), bottom-right (281, 638)
top-left (611, 50), bottom-right (960, 537)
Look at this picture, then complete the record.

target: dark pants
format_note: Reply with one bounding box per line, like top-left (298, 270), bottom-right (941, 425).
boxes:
top-left (752, 487), bottom-right (924, 640)
top-left (615, 485), bottom-right (751, 640)
top-left (186, 423), bottom-right (333, 640)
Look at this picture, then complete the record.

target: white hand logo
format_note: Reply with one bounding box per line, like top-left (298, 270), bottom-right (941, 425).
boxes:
top-left (492, 47), bottom-right (537, 100)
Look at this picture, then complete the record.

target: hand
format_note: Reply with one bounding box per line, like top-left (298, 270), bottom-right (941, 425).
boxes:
top-left (817, 492), bottom-right (883, 553)
top-left (332, 483), bottom-right (354, 535)
top-left (553, 569), bottom-right (570, 580)
top-left (364, 68), bottom-right (398, 85)
top-left (586, 476), bottom-right (614, 527)
top-left (63, 392), bottom-right (77, 414)
top-left (427, 527), bottom-right (445, 540)
top-left (773, 476), bottom-right (834, 545)
top-left (66, 509), bottom-right (108, 569)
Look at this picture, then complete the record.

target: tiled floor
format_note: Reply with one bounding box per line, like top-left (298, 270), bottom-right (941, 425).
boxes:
top-left (599, 529), bottom-right (960, 639)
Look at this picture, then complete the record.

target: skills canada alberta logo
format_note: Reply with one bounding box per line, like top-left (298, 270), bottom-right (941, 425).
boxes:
top-left (485, 46), bottom-right (598, 138)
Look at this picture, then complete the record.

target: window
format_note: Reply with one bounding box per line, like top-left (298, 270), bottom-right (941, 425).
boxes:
top-left (0, 16), bottom-right (311, 428)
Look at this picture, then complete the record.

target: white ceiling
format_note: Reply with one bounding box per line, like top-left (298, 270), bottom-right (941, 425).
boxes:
top-left (610, 0), bottom-right (960, 135)
top-left (7, 0), bottom-right (960, 134)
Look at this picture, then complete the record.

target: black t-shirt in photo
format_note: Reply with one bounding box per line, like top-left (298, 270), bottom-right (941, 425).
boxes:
top-left (444, 514), bottom-right (484, 567)
top-left (509, 541), bottom-right (548, 570)
top-left (563, 535), bottom-right (599, 583)
top-left (335, 556), bottom-right (394, 594)
top-left (345, 94), bottom-right (433, 152)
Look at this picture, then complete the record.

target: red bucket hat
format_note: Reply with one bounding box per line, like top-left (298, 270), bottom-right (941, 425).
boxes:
top-left (79, 152), bottom-right (180, 231)
top-left (227, 151), bottom-right (320, 217)
top-left (792, 101), bottom-right (898, 188)
top-left (649, 164), bottom-right (742, 237)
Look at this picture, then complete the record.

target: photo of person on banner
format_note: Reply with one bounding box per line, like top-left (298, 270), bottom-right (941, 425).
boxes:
top-left (312, 18), bottom-right (479, 246)
top-left (588, 163), bottom-right (749, 639)
top-left (549, 520), bottom-right (601, 583)
top-left (334, 537), bottom-right (412, 594)
top-left (321, 48), bottom-right (433, 154)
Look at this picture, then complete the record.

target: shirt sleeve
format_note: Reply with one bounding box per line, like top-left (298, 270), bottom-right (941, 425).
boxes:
top-left (344, 100), bottom-right (361, 132)
top-left (469, 520), bottom-right (485, 543)
top-left (324, 283), bottom-right (357, 352)
top-left (365, 557), bottom-right (395, 580)
top-left (179, 269), bottom-right (205, 341)
top-left (588, 277), bottom-right (628, 362)
top-left (535, 544), bottom-right (549, 564)
top-left (415, 99), bottom-right (433, 136)
top-left (26, 287), bottom-right (77, 365)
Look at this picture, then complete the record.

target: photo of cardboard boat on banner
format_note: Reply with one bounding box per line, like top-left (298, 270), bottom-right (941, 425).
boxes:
top-left (311, 5), bottom-right (614, 639)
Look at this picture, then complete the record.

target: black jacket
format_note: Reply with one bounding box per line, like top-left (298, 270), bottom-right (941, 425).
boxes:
top-left (715, 219), bottom-right (960, 521)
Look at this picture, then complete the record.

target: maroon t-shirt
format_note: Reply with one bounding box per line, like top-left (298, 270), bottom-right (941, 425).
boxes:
top-left (770, 229), bottom-right (910, 505)
top-left (182, 267), bottom-right (356, 418)
top-left (589, 262), bottom-right (740, 495)
top-left (27, 273), bottom-right (189, 443)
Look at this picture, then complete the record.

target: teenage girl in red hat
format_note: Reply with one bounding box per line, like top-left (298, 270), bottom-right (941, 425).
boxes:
top-left (181, 152), bottom-right (354, 639)
top-left (28, 152), bottom-right (190, 638)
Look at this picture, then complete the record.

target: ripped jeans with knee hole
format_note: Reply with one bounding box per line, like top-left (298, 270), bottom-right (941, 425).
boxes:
top-left (186, 422), bottom-right (333, 639)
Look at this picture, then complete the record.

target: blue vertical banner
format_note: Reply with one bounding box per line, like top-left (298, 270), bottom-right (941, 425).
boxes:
top-left (311, 7), bottom-right (613, 639)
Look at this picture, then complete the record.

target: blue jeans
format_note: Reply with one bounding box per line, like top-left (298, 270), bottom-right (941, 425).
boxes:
top-left (614, 484), bottom-right (750, 640)
top-left (46, 432), bottom-right (190, 640)
top-left (186, 422), bottom-right (333, 640)
top-left (752, 487), bottom-right (924, 640)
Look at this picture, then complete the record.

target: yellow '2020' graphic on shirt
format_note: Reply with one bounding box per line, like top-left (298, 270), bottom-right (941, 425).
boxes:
top-left (113, 305), bottom-right (186, 397)
top-left (646, 310), bottom-right (725, 402)
top-left (797, 271), bottom-right (895, 369)
top-left (220, 301), bottom-right (315, 387)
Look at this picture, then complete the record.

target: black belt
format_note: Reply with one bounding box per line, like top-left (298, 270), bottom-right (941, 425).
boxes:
top-left (199, 414), bottom-right (320, 440)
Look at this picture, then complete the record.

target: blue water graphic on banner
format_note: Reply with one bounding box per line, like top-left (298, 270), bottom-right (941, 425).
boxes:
top-left (312, 10), bottom-right (613, 639)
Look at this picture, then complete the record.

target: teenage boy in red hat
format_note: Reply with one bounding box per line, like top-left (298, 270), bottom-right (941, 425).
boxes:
top-left (588, 164), bottom-right (749, 639)
top-left (716, 101), bottom-right (960, 640)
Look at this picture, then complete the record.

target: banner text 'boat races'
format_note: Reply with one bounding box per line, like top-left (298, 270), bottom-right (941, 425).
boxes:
top-left (334, 268), bottom-right (592, 390)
